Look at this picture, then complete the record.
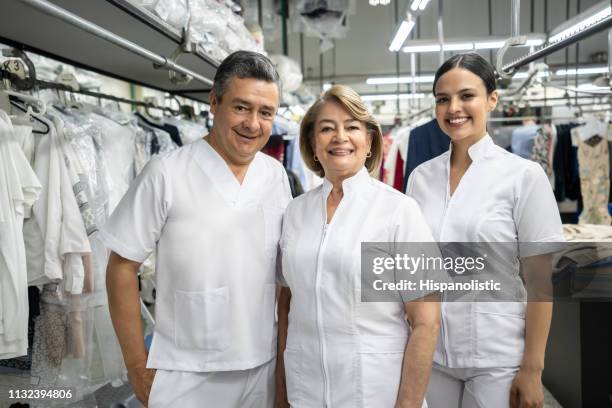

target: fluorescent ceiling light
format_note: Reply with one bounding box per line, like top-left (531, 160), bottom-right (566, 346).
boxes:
top-left (512, 71), bottom-right (549, 79)
top-left (403, 43), bottom-right (473, 53)
top-left (389, 20), bottom-right (416, 52)
top-left (410, 0), bottom-right (430, 11)
top-left (474, 41), bottom-right (506, 49)
top-left (403, 44), bottom-right (441, 53)
top-left (525, 39), bottom-right (545, 46)
top-left (549, 5), bottom-right (611, 44)
top-left (556, 66), bottom-right (608, 76)
top-left (418, 0), bottom-right (431, 11)
top-left (404, 34), bottom-right (546, 53)
top-left (475, 38), bottom-right (542, 50)
top-left (444, 43), bottom-right (474, 51)
top-left (577, 83), bottom-right (610, 91)
top-left (323, 83), bottom-right (332, 91)
top-left (362, 93), bottom-right (426, 101)
top-left (366, 75), bottom-right (435, 85)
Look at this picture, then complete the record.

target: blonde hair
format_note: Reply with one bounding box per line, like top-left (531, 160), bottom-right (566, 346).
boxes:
top-left (299, 85), bottom-right (383, 177)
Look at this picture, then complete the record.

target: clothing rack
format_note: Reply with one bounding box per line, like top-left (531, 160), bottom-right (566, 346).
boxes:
top-left (0, 65), bottom-right (181, 116)
top-left (404, 105), bottom-right (434, 122)
top-left (488, 115), bottom-right (585, 123)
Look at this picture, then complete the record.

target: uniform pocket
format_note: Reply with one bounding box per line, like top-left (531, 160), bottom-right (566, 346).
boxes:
top-left (260, 284), bottom-right (277, 344)
top-left (263, 206), bottom-right (284, 259)
top-left (283, 348), bottom-right (303, 405)
top-left (358, 352), bottom-right (404, 407)
top-left (474, 302), bottom-right (525, 362)
top-left (357, 336), bottom-right (406, 407)
top-left (147, 369), bottom-right (164, 408)
top-left (173, 287), bottom-right (230, 351)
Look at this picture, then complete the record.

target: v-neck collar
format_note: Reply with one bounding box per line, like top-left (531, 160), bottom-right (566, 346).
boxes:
top-left (194, 138), bottom-right (263, 207)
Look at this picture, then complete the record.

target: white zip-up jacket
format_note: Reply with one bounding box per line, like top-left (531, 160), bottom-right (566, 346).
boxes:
top-left (280, 167), bottom-right (435, 407)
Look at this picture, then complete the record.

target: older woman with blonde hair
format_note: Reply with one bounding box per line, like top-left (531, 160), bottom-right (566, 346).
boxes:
top-left (275, 85), bottom-right (440, 408)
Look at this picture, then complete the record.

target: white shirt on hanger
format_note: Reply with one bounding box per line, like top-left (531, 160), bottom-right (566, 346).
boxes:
top-left (407, 134), bottom-right (564, 368)
top-left (280, 167), bottom-right (435, 407)
top-left (99, 138), bottom-right (292, 372)
top-left (23, 116), bottom-right (91, 292)
top-left (0, 112), bottom-right (42, 359)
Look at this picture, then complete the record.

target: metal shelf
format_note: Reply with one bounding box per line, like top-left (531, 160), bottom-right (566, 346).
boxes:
top-left (0, 0), bottom-right (220, 103)
top-left (107, 0), bottom-right (221, 72)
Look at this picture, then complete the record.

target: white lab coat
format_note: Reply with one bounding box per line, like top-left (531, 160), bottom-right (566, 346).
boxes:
top-left (407, 135), bottom-right (565, 368)
top-left (280, 167), bottom-right (435, 407)
top-left (100, 139), bottom-right (292, 372)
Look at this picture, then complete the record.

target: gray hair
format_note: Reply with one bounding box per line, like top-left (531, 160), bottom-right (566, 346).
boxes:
top-left (212, 51), bottom-right (281, 102)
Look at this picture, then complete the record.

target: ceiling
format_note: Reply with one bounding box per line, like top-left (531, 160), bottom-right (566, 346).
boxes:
top-left (265, 0), bottom-right (610, 98)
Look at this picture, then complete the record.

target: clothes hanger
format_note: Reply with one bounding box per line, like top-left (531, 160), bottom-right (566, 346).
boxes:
top-left (9, 99), bottom-right (50, 134)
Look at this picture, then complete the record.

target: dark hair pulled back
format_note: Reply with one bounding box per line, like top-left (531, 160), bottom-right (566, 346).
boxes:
top-left (432, 52), bottom-right (497, 96)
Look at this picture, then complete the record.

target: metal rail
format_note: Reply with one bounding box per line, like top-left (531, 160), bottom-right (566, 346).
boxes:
top-left (19, 0), bottom-right (214, 86)
top-left (501, 14), bottom-right (612, 75)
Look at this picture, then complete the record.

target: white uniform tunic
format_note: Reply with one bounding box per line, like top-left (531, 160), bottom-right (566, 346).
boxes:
top-left (100, 139), bottom-right (291, 372)
top-left (280, 168), bottom-right (435, 407)
top-left (407, 135), bottom-right (564, 368)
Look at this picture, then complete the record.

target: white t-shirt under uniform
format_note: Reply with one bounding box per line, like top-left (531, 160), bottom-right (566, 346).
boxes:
top-left (99, 139), bottom-right (292, 372)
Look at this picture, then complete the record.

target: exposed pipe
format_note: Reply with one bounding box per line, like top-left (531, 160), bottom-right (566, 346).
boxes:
top-left (608, 29), bottom-right (612, 76)
top-left (488, 0), bottom-right (493, 63)
top-left (281, 0), bottom-right (288, 56)
top-left (544, 0), bottom-right (548, 107)
top-left (300, 33), bottom-right (305, 76)
top-left (565, 0), bottom-right (570, 87)
top-left (394, 0), bottom-right (400, 115)
top-left (319, 40), bottom-right (323, 91)
top-left (512, 0), bottom-right (521, 38)
top-left (410, 53), bottom-right (417, 110)
top-left (437, 0), bottom-right (444, 65)
top-left (18, 0), bottom-right (213, 86)
top-left (575, 0), bottom-right (580, 106)
top-left (530, 0), bottom-right (534, 33)
top-left (417, 15), bottom-right (421, 109)
top-left (544, 0), bottom-right (548, 64)
top-left (257, 0), bottom-right (262, 29)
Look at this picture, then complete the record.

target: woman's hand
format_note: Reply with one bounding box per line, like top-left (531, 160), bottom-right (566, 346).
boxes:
top-left (510, 367), bottom-right (544, 408)
top-left (274, 385), bottom-right (290, 408)
top-left (127, 363), bottom-right (157, 407)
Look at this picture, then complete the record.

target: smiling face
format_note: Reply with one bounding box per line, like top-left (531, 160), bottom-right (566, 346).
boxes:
top-left (434, 67), bottom-right (498, 145)
top-left (313, 100), bottom-right (372, 182)
top-left (208, 76), bottom-right (279, 168)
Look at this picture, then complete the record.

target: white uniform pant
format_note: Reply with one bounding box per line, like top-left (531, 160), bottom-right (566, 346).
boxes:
top-left (426, 363), bottom-right (518, 408)
top-left (148, 358), bottom-right (275, 408)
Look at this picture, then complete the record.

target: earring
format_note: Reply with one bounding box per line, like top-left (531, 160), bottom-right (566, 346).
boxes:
top-left (366, 151), bottom-right (372, 158)
top-left (313, 155), bottom-right (319, 162)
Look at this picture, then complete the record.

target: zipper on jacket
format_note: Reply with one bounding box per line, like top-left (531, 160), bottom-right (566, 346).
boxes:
top-left (314, 223), bottom-right (330, 407)
top-left (439, 188), bottom-right (452, 367)
top-left (439, 293), bottom-right (449, 366)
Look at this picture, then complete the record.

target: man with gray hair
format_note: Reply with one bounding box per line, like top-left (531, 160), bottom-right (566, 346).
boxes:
top-left (101, 51), bottom-right (291, 407)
